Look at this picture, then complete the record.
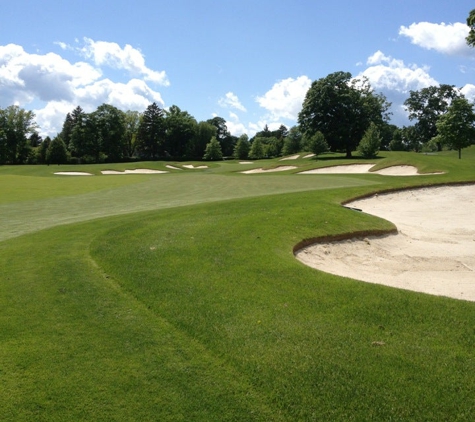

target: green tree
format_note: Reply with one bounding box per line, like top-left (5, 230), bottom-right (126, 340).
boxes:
top-left (403, 85), bottom-right (461, 149)
top-left (92, 104), bottom-right (126, 162)
top-left (164, 105), bottom-right (198, 158)
top-left (233, 134), bottom-right (250, 159)
top-left (298, 71), bottom-right (390, 158)
top-left (123, 110), bottom-right (141, 159)
top-left (61, 106), bottom-right (85, 149)
top-left (206, 116), bottom-right (235, 156)
top-left (190, 121), bottom-right (217, 158)
top-left (282, 126), bottom-right (303, 155)
top-left (69, 112), bottom-right (102, 162)
top-left (306, 131), bottom-right (329, 157)
top-left (46, 136), bottom-right (69, 164)
top-left (263, 136), bottom-right (283, 158)
top-left (248, 137), bottom-right (265, 159)
top-left (467, 9), bottom-right (475, 47)
top-left (37, 136), bottom-right (52, 164)
top-left (136, 103), bottom-right (165, 159)
top-left (389, 129), bottom-right (406, 151)
top-left (435, 97), bottom-right (475, 159)
top-left (203, 136), bottom-right (223, 160)
top-left (357, 122), bottom-right (381, 158)
top-left (0, 105), bottom-right (37, 164)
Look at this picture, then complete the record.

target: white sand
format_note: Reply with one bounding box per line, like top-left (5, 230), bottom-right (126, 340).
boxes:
top-left (241, 166), bottom-right (297, 174)
top-left (166, 165), bottom-right (182, 170)
top-left (54, 172), bottom-right (93, 176)
top-left (239, 161), bottom-right (253, 164)
top-left (280, 154), bottom-right (300, 160)
top-left (300, 164), bottom-right (374, 174)
top-left (296, 184), bottom-right (475, 301)
top-left (182, 164), bottom-right (208, 169)
top-left (303, 154), bottom-right (315, 158)
top-left (299, 164), bottom-right (443, 176)
top-left (101, 169), bottom-right (168, 174)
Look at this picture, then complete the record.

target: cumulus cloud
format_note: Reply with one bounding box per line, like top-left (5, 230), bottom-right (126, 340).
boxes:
top-left (218, 92), bottom-right (247, 112)
top-left (399, 22), bottom-right (472, 56)
top-left (225, 112), bottom-right (247, 137)
top-left (256, 76), bottom-right (311, 121)
top-left (362, 50), bottom-right (438, 93)
top-left (461, 84), bottom-right (475, 102)
top-left (0, 41), bottom-right (168, 136)
top-left (359, 51), bottom-right (440, 126)
top-left (0, 43), bottom-right (101, 105)
top-left (79, 37), bottom-right (169, 85)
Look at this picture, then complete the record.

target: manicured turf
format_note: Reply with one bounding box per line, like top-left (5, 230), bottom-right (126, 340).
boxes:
top-left (1, 148), bottom-right (474, 420)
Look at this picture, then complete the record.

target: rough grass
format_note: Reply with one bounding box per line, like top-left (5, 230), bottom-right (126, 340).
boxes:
top-left (1, 147), bottom-right (474, 420)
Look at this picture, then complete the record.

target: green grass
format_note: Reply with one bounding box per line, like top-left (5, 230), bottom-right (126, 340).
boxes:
top-left (1, 148), bottom-right (475, 420)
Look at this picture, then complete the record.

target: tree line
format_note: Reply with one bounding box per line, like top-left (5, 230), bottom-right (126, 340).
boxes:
top-left (1, 74), bottom-right (475, 164)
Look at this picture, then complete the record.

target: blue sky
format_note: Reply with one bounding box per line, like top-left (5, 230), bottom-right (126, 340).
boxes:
top-left (1, 0), bottom-right (475, 137)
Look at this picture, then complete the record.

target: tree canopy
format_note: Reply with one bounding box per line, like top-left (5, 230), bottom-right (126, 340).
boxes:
top-left (467, 8), bottom-right (475, 47)
top-left (403, 84), bottom-right (461, 149)
top-left (298, 71), bottom-right (390, 157)
top-left (0, 105), bottom-right (37, 164)
top-left (434, 97), bottom-right (475, 159)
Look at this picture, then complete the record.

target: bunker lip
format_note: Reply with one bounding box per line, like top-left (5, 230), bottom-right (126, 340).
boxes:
top-left (54, 171), bottom-right (93, 176)
top-left (298, 164), bottom-right (443, 176)
top-left (295, 184), bottom-right (475, 302)
top-left (101, 169), bottom-right (168, 174)
top-left (241, 166), bottom-right (297, 174)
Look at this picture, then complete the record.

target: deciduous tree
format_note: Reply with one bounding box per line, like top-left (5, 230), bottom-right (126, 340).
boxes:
top-left (0, 105), bottom-right (37, 164)
top-left (403, 85), bottom-right (461, 149)
top-left (164, 105), bottom-right (197, 158)
top-left (46, 136), bottom-right (69, 164)
top-left (298, 71), bottom-right (389, 158)
top-left (233, 134), bottom-right (250, 159)
top-left (466, 8), bottom-right (475, 47)
top-left (435, 97), bottom-right (475, 159)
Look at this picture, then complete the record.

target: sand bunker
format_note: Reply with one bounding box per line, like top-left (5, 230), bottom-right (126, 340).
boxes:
top-left (296, 184), bottom-right (475, 301)
top-left (239, 161), bottom-right (253, 164)
top-left (166, 165), bottom-right (182, 170)
top-left (299, 164), bottom-right (442, 176)
top-left (182, 164), bottom-right (208, 169)
top-left (303, 154), bottom-right (315, 158)
top-left (101, 169), bottom-right (168, 174)
top-left (54, 172), bottom-right (93, 176)
top-left (241, 166), bottom-right (297, 174)
top-left (280, 154), bottom-right (300, 160)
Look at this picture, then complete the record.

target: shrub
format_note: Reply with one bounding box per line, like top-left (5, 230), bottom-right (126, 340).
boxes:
top-left (357, 123), bottom-right (381, 158)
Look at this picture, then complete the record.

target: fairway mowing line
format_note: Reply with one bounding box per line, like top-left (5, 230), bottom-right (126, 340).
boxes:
top-left (0, 173), bottom-right (377, 243)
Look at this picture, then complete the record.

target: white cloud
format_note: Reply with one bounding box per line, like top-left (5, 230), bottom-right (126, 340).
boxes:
top-left (0, 41), bottom-right (168, 137)
top-left (461, 84), bottom-right (475, 102)
top-left (256, 76), bottom-right (311, 121)
top-left (226, 112), bottom-right (247, 137)
top-left (399, 22), bottom-right (472, 56)
top-left (80, 37), bottom-right (169, 85)
top-left (0, 43), bottom-right (101, 105)
top-left (218, 92), bottom-right (247, 112)
top-left (361, 50), bottom-right (438, 93)
top-left (359, 51), bottom-right (440, 126)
